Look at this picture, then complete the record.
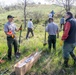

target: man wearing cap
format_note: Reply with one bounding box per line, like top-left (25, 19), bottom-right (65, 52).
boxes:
top-left (46, 17), bottom-right (59, 52)
top-left (26, 19), bottom-right (34, 39)
top-left (4, 15), bottom-right (21, 60)
top-left (62, 12), bottom-right (76, 67)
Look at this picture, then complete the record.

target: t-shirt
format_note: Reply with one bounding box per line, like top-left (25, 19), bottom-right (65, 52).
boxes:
top-left (27, 21), bottom-right (33, 29)
top-left (4, 22), bottom-right (17, 34)
top-left (46, 22), bottom-right (58, 35)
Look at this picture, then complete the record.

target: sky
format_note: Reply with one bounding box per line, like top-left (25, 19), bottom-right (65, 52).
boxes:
top-left (0, 0), bottom-right (75, 6)
top-left (0, 0), bottom-right (50, 6)
top-left (0, 0), bottom-right (17, 5)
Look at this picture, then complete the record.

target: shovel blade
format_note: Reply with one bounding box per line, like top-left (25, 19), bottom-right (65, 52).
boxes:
top-left (16, 52), bottom-right (21, 58)
top-left (43, 42), bottom-right (47, 46)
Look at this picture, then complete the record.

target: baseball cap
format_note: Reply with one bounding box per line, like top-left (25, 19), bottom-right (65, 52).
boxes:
top-left (7, 15), bottom-right (15, 19)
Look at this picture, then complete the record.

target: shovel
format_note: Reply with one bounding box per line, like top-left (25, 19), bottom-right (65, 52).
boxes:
top-left (43, 20), bottom-right (48, 46)
top-left (16, 25), bottom-right (22, 58)
top-left (43, 30), bottom-right (47, 46)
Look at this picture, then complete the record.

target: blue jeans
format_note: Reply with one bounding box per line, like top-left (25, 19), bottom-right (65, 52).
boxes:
top-left (63, 42), bottom-right (76, 59)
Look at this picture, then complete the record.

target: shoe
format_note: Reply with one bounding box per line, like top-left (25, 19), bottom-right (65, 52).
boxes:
top-left (70, 52), bottom-right (76, 64)
top-left (63, 63), bottom-right (69, 68)
top-left (63, 58), bottom-right (69, 68)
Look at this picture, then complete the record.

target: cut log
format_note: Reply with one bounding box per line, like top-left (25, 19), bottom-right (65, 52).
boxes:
top-left (14, 51), bottom-right (41, 75)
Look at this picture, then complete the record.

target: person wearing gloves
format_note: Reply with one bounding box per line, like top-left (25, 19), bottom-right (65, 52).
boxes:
top-left (62, 12), bottom-right (76, 67)
top-left (4, 15), bottom-right (22, 60)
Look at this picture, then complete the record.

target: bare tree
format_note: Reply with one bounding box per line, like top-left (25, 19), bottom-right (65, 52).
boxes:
top-left (24, 0), bottom-right (26, 29)
top-left (56, 0), bottom-right (75, 12)
top-left (20, 0), bottom-right (35, 29)
top-left (20, 0), bottom-right (27, 29)
top-left (45, 0), bottom-right (75, 12)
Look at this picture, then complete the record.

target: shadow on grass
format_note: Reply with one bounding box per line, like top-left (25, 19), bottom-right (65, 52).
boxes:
top-left (25, 49), bottom-right (56, 75)
top-left (5, 48), bottom-right (76, 75)
top-left (49, 63), bottom-right (76, 75)
top-left (25, 48), bottom-right (76, 75)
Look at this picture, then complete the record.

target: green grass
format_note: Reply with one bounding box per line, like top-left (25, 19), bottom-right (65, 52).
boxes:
top-left (0, 4), bottom-right (76, 75)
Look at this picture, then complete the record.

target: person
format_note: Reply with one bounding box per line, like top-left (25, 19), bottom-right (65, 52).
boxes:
top-left (46, 17), bottom-right (59, 52)
top-left (4, 15), bottom-right (22, 60)
top-left (60, 16), bottom-right (65, 29)
top-left (49, 10), bottom-right (55, 18)
top-left (49, 13), bottom-right (52, 18)
top-left (62, 12), bottom-right (76, 67)
top-left (51, 10), bottom-right (55, 17)
top-left (26, 19), bottom-right (34, 39)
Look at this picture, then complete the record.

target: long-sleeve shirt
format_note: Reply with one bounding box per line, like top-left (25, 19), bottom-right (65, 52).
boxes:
top-left (46, 22), bottom-right (58, 35)
top-left (27, 21), bottom-right (33, 29)
top-left (62, 22), bottom-right (71, 40)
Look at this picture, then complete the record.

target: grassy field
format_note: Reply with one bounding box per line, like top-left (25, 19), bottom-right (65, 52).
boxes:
top-left (0, 4), bottom-right (76, 75)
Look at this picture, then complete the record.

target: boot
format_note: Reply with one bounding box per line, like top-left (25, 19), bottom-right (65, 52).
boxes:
top-left (70, 52), bottom-right (76, 64)
top-left (63, 58), bottom-right (69, 67)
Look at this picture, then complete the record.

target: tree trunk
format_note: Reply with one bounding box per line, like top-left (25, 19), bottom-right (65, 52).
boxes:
top-left (24, 0), bottom-right (26, 30)
top-left (65, 0), bottom-right (70, 12)
top-left (68, 0), bottom-right (71, 11)
top-left (56, 0), bottom-right (73, 12)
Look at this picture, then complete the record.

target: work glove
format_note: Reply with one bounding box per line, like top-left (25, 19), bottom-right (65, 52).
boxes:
top-left (7, 31), bottom-right (12, 36)
top-left (19, 28), bottom-right (22, 30)
top-left (60, 40), bottom-right (63, 46)
top-left (7, 31), bottom-right (15, 38)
